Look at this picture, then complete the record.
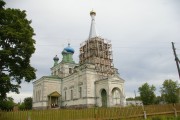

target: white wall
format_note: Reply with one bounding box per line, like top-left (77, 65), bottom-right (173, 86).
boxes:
top-left (33, 77), bottom-right (61, 109)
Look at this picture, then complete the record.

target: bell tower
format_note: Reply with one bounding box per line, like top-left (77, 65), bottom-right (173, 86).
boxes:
top-left (79, 11), bottom-right (116, 76)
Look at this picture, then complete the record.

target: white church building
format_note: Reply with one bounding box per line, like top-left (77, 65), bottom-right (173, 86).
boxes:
top-left (33, 11), bottom-right (126, 109)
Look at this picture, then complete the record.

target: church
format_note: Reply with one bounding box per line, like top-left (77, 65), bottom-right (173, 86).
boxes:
top-left (32, 11), bottom-right (126, 109)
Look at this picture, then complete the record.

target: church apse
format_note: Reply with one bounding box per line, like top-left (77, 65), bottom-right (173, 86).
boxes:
top-left (79, 11), bottom-right (117, 80)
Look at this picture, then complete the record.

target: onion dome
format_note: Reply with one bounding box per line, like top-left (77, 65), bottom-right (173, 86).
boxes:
top-left (53, 55), bottom-right (59, 66)
top-left (63, 43), bottom-right (74, 54)
top-left (53, 55), bottom-right (59, 61)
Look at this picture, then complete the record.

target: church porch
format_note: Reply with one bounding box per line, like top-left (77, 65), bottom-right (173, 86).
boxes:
top-left (48, 91), bottom-right (61, 109)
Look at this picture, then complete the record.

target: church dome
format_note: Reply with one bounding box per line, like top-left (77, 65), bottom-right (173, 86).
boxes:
top-left (53, 55), bottom-right (59, 61)
top-left (64, 43), bottom-right (74, 54)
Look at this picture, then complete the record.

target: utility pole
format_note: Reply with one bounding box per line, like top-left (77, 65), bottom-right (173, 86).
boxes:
top-left (171, 42), bottom-right (180, 80)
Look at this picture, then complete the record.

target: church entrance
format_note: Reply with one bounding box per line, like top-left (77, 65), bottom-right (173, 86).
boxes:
top-left (48, 91), bottom-right (61, 109)
top-left (101, 89), bottom-right (107, 107)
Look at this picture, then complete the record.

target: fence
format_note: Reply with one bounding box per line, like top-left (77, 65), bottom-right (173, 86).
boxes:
top-left (0, 104), bottom-right (180, 120)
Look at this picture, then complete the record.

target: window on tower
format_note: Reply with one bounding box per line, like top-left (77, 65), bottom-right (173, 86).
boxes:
top-left (69, 68), bottom-right (72, 74)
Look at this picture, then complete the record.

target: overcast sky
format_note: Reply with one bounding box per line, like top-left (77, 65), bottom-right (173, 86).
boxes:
top-left (5, 0), bottom-right (180, 103)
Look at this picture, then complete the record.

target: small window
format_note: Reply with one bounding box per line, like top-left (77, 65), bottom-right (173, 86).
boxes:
top-left (69, 68), bottom-right (72, 74)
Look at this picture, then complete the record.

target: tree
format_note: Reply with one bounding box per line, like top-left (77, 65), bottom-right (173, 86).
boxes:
top-left (18, 102), bottom-right (25, 110)
top-left (161, 79), bottom-right (179, 103)
top-left (138, 83), bottom-right (156, 105)
top-left (0, 0), bottom-right (36, 105)
top-left (154, 96), bottom-right (164, 104)
top-left (24, 97), bottom-right (32, 110)
top-left (126, 96), bottom-right (141, 101)
top-left (18, 97), bottom-right (32, 110)
top-left (0, 97), bottom-right (14, 110)
top-left (126, 97), bottom-right (134, 101)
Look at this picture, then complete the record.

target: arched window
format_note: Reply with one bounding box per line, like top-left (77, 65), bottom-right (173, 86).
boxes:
top-left (112, 88), bottom-right (121, 105)
top-left (101, 89), bottom-right (107, 107)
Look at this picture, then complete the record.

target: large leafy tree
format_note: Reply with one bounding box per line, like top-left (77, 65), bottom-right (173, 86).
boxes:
top-left (161, 79), bottom-right (179, 103)
top-left (138, 83), bottom-right (156, 105)
top-left (0, 0), bottom-right (36, 103)
top-left (24, 97), bottom-right (32, 110)
top-left (19, 97), bottom-right (32, 110)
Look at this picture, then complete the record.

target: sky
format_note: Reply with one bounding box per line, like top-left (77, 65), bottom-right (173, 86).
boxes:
top-left (4, 0), bottom-right (180, 103)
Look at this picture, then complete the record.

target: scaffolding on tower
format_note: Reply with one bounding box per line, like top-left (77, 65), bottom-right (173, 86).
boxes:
top-left (79, 36), bottom-right (115, 79)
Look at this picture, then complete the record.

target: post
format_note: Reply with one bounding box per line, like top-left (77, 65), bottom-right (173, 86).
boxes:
top-left (174, 108), bottom-right (177, 117)
top-left (143, 111), bottom-right (147, 119)
top-left (95, 108), bottom-right (98, 120)
top-left (171, 42), bottom-right (180, 80)
top-left (50, 96), bottom-right (51, 108)
top-left (27, 111), bottom-right (31, 120)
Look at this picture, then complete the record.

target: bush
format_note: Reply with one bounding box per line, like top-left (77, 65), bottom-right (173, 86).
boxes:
top-left (18, 103), bottom-right (25, 110)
